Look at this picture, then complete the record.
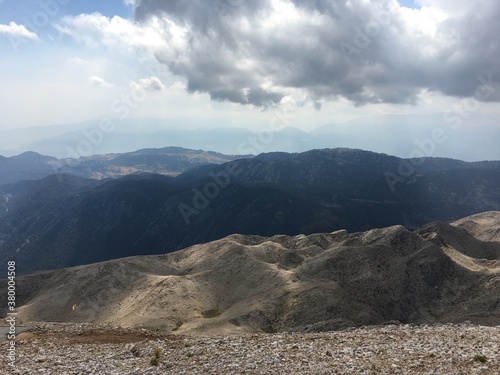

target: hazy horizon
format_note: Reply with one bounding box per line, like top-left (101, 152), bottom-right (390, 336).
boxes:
top-left (0, 112), bottom-right (499, 162)
top-left (1, 0), bottom-right (499, 160)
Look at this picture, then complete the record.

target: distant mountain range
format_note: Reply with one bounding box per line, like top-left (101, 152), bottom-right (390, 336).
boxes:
top-left (0, 147), bottom-right (244, 185)
top-left (2, 211), bottom-right (499, 332)
top-left (1, 115), bottom-right (500, 161)
top-left (1, 147), bottom-right (500, 276)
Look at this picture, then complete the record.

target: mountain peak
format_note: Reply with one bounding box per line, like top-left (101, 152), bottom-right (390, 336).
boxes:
top-left (10, 151), bottom-right (54, 161)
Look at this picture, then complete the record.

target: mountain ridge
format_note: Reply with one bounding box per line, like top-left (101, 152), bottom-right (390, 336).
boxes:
top-left (1, 148), bottom-right (500, 276)
top-left (0, 146), bottom-right (246, 185)
top-left (2, 211), bottom-right (498, 333)
top-left (3, 116), bottom-right (500, 161)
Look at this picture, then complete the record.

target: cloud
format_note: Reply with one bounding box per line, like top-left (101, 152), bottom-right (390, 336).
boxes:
top-left (130, 76), bottom-right (166, 91)
top-left (133, 0), bottom-right (500, 106)
top-left (55, 13), bottom-right (167, 50)
top-left (0, 22), bottom-right (38, 40)
top-left (60, 1), bottom-right (500, 106)
top-left (88, 75), bottom-right (112, 88)
top-left (170, 81), bottom-right (187, 91)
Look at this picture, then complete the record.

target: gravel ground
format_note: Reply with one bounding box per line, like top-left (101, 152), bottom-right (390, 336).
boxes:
top-left (0, 322), bottom-right (498, 374)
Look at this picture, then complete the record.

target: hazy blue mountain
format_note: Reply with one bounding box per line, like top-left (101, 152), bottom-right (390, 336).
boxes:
top-left (2, 115), bottom-right (499, 160)
top-left (0, 152), bottom-right (60, 185)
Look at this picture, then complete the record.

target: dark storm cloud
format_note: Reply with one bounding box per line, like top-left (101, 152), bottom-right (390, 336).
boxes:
top-left (134, 0), bottom-right (500, 106)
top-left (425, 1), bottom-right (500, 101)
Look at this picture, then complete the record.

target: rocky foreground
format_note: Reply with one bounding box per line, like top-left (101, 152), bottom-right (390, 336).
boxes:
top-left (0, 322), bottom-right (498, 374)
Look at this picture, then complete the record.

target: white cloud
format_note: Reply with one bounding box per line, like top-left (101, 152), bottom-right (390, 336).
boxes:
top-left (55, 1), bottom-right (500, 107)
top-left (130, 76), bottom-right (166, 91)
top-left (170, 81), bottom-right (187, 91)
top-left (0, 22), bottom-right (38, 40)
top-left (55, 14), bottom-right (168, 50)
top-left (88, 75), bottom-right (112, 88)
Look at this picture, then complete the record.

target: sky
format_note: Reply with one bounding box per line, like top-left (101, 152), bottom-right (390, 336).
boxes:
top-left (0, 0), bottom-right (499, 147)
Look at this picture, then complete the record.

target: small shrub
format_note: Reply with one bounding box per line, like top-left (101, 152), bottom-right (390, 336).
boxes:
top-left (154, 347), bottom-right (161, 359)
top-left (202, 309), bottom-right (222, 318)
top-left (150, 357), bottom-right (159, 366)
top-left (150, 347), bottom-right (161, 366)
top-left (262, 325), bottom-right (277, 333)
top-left (473, 354), bottom-right (487, 363)
top-left (186, 352), bottom-right (194, 358)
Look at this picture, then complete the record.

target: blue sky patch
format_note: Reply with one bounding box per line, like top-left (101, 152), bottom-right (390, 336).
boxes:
top-left (397, 0), bottom-right (422, 9)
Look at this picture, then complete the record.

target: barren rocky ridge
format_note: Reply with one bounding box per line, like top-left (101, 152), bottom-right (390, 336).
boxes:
top-left (1, 211), bottom-right (499, 374)
top-left (2, 211), bottom-right (499, 333)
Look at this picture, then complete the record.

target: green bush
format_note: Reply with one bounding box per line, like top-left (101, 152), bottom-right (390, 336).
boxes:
top-left (150, 347), bottom-right (161, 366)
top-left (150, 357), bottom-right (159, 366)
